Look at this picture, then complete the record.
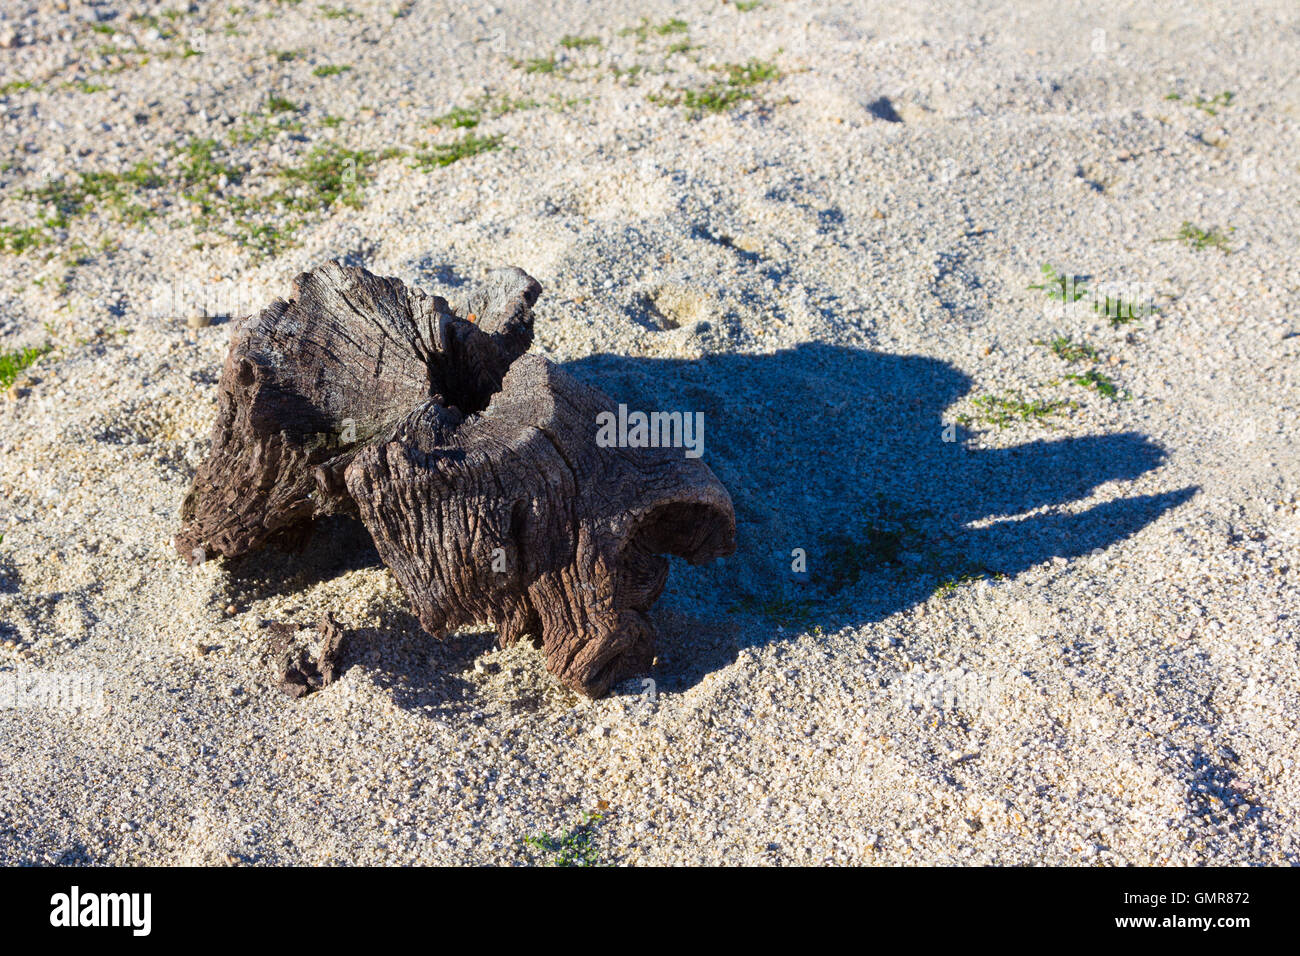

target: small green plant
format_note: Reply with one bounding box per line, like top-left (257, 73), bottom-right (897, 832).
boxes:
top-left (317, 4), bottom-right (358, 19)
top-left (0, 344), bottom-right (52, 389)
top-left (173, 138), bottom-right (242, 217)
top-left (1158, 221), bottom-right (1233, 253)
top-left (620, 17), bottom-right (688, 42)
top-left (1167, 90), bottom-right (1233, 115)
top-left (964, 392), bottom-right (1071, 428)
top-left (429, 105), bottom-right (483, 129)
top-left (512, 54), bottom-right (562, 74)
top-left (427, 95), bottom-right (540, 131)
top-left (558, 34), bottom-right (601, 49)
top-left (312, 64), bottom-right (352, 77)
top-left (732, 594), bottom-right (815, 628)
top-left (935, 572), bottom-right (982, 598)
top-left (821, 526), bottom-right (903, 593)
top-left (28, 160), bottom-right (166, 226)
top-left (736, 0), bottom-right (763, 9)
top-left (128, 12), bottom-right (179, 38)
top-left (96, 43), bottom-right (145, 59)
top-left (265, 94), bottom-right (299, 113)
top-left (654, 58), bottom-right (782, 116)
top-left (0, 225), bottom-right (50, 254)
top-left (522, 811), bottom-right (605, 867)
top-left (1092, 293), bottom-right (1151, 326)
top-left (1042, 335), bottom-right (1097, 363)
top-left (276, 142), bottom-right (378, 210)
top-left (0, 80), bottom-right (39, 94)
top-left (412, 133), bottom-right (502, 170)
top-left (1028, 263), bottom-right (1087, 302)
top-left (1066, 369), bottom-right (1126, 400)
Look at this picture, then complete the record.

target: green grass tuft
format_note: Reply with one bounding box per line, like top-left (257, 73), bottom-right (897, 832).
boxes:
top-left (522, 812), bottom-right (605, 867)
top-left (965, 392), bottom-right (1072, 428)
top-left (1167, 90), bottom-right (1233, 115)
top-left (620, 17), bottom-right (688, 42)
top-left (653, 58), bottom-right (782, 116)
top-left (1066, 369), bottom-right (1126, 400)
top-left (412, 133), bottom-right (503, 170)
top-left (558, 34), bottom-right (601, 49)
top-left (1028, 263), bottom-right (1087, 302)
top-left (1092, 293), bottom-right (1151, 326)
top-left (0, 345), bottom-right (52, 389)
top-left (1159, 221), bottom-right (1233, 253)
top-left (1042, 336), bottom-right (1097, 363)
top-left (512, 54), bottom-right (561, 74)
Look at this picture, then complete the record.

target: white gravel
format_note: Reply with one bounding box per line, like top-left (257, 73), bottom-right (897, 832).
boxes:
top-left (0, 0), bottom-right (1297, 864)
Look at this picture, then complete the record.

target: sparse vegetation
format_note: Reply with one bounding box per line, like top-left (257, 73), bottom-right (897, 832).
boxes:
top-left (312, 64), bottom-right (352, 77)
top-left (265, 94), bottom-right (300, 114)
top-left (430, 105), bottom-right (483, 129)
top-left (1066, 369), bottom-right (1126, 400)
top-left (1042, 336), bottom-right (1098, 363)
top-left (651, 58), bottom-right (782, 116)
top-left (1028, 263), bottom-right (1087, 302)
top-left (412, 133), bottom-right (502, 170)
top-left (173, 137), bottom-right (242, 218)
top-left (963, 391), bottom-right (1072, 428)
top-left (1092, 292), bottom-right (1151, 326)
top-left (935, 572), bottom-right (984, 598)
top-left (276, 142), bottom-right (378, 210)
top-left (522, 811), bottom-right (606, 866)
top-left (28, 161), bottom-right (166, 228)
top-left (317, 4), bottom-right (358, 19)
top-left (0, 225), bottom-right (49, 254)
top-left (558, 34), bottom-right (601, 50)
top-left (0, 345), bottom-right (51, 389)
top-left (1159, 221), bottom-right (1233, 253)
top-left (821, 526), bottom-right (903, 593)
top-left (732, 594), bottom-right (815, 628)
top-left (620, 17), bottom-right (688, 42)
top-left (1166, 90), bottom-right (1234, 115)
top-left (427, 95), bottom-right (540, 131)
top-left (512, 54), bottom-right (562, 74)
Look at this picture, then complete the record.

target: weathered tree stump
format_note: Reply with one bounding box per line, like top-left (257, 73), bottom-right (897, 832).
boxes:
top-left (177, 262), bottom-right (736, 697)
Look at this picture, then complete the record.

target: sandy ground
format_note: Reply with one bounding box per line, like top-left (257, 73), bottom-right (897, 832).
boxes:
top-left (0, 0), bottom-right (1297, 865)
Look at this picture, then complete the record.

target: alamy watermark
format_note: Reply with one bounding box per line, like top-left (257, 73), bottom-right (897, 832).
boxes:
top-left (595, 404), bottom-right (704, 459)
top-left (0, 668), bottom-right (105, 713)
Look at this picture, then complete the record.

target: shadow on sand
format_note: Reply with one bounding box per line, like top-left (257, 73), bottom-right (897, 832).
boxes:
top-left (561, 342), bottom-right (1196, 693)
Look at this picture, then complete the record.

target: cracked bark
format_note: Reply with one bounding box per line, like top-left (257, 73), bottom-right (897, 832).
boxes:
top-left (176, 261), bottom-right (736, 697)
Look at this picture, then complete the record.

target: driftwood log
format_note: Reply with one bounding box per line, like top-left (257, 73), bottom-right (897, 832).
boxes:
top-left (176, 262), bottom-right (736, 697)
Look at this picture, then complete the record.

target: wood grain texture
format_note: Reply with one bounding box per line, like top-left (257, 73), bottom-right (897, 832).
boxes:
top-left (177, 262), bottom-right (735, 697)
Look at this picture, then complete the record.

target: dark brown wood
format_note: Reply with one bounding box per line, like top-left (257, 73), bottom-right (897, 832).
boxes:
top-left (270, 614), bottom-right (347, 698)
top-left (177, 261), bottom-right (735, 697)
